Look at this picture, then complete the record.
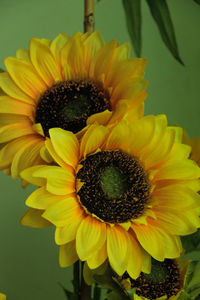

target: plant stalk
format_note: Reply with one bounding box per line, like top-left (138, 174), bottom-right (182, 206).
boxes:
top-left (80, 262), bottom-right (91, 300)
top-left (84, 0), bottom-right (95, 33)
top-left (73, 261), bottom-right (80, 299)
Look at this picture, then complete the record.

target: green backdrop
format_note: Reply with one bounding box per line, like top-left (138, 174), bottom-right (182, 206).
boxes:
top-left (0, 0), bottom-right (199, 299)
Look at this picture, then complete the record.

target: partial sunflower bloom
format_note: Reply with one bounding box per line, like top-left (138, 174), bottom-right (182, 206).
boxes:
top-left (0, 293), bottom-right (6, 300)
top-left (21, 115), bottom-right (200, 278)
top-left (0, 31), bottom-right (147, 180)
top-left (120, 258), bottom-right (188, 300)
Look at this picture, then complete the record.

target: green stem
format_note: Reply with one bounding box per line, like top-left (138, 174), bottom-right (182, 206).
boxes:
top-left (93, 283), bottom-right (101, 300)
top-left (80, 262), bottom-right (91, 300)
top-left (73, 261), bottom-right (80, 299)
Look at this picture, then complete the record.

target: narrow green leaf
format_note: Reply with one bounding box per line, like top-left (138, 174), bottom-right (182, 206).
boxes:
top-left (194, 0), bottom-right (200, 5)
top-left (145, 0), bottom-right (184, 65)
top-left (122, 0), bottom-right (142, 57)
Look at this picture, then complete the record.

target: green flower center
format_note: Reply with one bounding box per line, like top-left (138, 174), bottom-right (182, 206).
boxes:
top-left (76, 150), bottom-right (150, 223)
top-left (126, 259), bottom-right (182, 300)
top-left (35, 80), bottom-right (111, 136)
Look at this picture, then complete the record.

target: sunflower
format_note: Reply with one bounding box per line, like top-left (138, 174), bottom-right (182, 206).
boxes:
top-left (183, 130), bottom-right (200, 167)
top-left (21, 115), bottom-right (200, 278)
top-left (0, 31), bottom-right (147, 180)
top-left (120, 258), bottom-right (188, 300)
top-left (0, 294), bottom-right (6, 300)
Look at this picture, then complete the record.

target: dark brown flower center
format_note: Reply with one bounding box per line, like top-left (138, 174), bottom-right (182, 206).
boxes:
top-left (35, 80), bottom-right (111, 136)
top-left (124, 259), bottom-right (182, 300)
top-left (76, 150), bottom-right (150, 223)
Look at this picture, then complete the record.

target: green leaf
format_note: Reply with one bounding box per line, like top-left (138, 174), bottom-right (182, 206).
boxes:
top-left (186, 262), bottom-right (200, 291)
top-left (122, 0), bottom-right (142, 57)
top-left (183, 251), bottom-right (200, 261)
top-left (194, 0), bottom-right (200, 5)
top-left (182, 229), bottom-right (200, 253)
top-left (105, 291), bottom-right (126, 300)
top-left (145, 0), bottom-right (184, 65)
top-left (177, 290), bottom-right (191, 300)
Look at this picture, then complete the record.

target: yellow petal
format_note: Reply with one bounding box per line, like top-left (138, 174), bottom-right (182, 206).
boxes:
top-left (11, 138), bottom-right (43, 178)
top-left (86, 110), bottom-right (112, 126)
top-left (43, 196), bottom-right (81, 226)
top-left (4, 57), bottom-right (47, 99)
top-left (107, 225), bottom-right (129, 275)
top-left (30, 38), bottom-right (62, 86)
top-left (20, 165), bottom-right (47, 186)
top-left (87, 241), bottom-right (107, 269)
top-left (154, 160), bottom-right (200, 182)
top-left (126, 233), bottom-right (142, 279)
top-left (0, 113), bottom-right (27, 126)
top-left (76, 215), bottom-right (106, 260)
top-left (0, 95), bottom-right (34, 116)
top-left (26, 186), bottom-right (62, 209)
top-left (104, 120), bottom-right (130, 150)
top-left (49, 128), bottom-right (79, 169)
top-left (141, 249), bottom-right (151, 274)
top-left (0, 293), bottom-right (6, 300)
top-left (45, 139), bottom-right (72, 171)
top-left (32, 123), bottom-right (45, 137)
top-left (20, 208), bottom-right (51, 228)
top-left (0, 121), bottom-right (35, 143)
top-left (80, 124), bottom-right (108, 158)
top-left (59, 241), bottom-right (78, 267)
top-left (16, 49), bottom-right (30, 62)
top-left (33, 166), bottom-right (75, 195)
top-left (40, 144), bottom-right (53, 163)
top-left (50, 32), bottom-right (70, 69)
top-left (0, 72), bottom-right (34, 104)
top-left (0, 135), bottom-right (36, 169)
top-left (55, 211), bottom-right (84, 245)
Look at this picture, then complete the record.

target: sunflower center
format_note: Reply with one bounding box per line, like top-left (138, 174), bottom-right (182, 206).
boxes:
top-left (128, 259), bottom-right (182, 300)
top-left (35, 80), bottom-right (111, 136)
top-left (76, 150), bottom-right (150, 223)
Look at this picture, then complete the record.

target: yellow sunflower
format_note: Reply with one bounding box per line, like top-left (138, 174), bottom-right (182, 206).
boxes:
top-left (0, 31), bottom-right (147, 180)
top-left (21, 115), bottom-right (200, 278)
top-left (0, 293), bottom-right (6, 300)
top-left (119, 258), bottom-right (188, 300)
top-left (183, 129), bottom-right (200, 167)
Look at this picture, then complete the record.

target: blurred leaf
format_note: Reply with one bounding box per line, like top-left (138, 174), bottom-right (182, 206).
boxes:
top-left (58, 283), bottom-right (77, 300)
top-left (194, 0), bottom-right (200, 5)
top-left (177, 290), bottom-right (191, 300)
top-left (182, 229), bottom-right (200, 254)
top-left (122, 0), bottom-right (142, 57)
top-left (183, 251), bottom-right (200, 261)
top-left (186, 262), bottom-right (200, 291)
top-left (146, 0), bottom-right (184, 65)
top-left (0, 68), bottom-right (5, 73)
top-left (105, 291), bottom-right (126, 300)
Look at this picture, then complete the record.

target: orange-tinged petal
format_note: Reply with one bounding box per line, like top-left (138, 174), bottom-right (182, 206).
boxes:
top-left (107, 225), bottom-right (130, 275)
top-left (33, 166), bottom-right (75, 195)
top-left (59, 241), bottom-right (78, 267)
top-left (0, 96), bottom-right (34, 116)
top-left (50, 32), bottom-right (70, 69)
top-left (0, 121), bottom-right (35, 143)
top-left (0, 72), bottom-right (34, 104)
top-left (49, 128), bottom-right (79, 169)
top-left (0, 113), bottom-right (27, 126)
top-left (11, 138), bottom-right (43, 178)
top-left (30, 38), bottom-right (62, 86)
top-left (127, 233), bottom-right (142, 279)
top-left (80, 125), bottom-right (108, 158)
top-left (104, 120), bottom-right (130, 150)
top-left (26, 186), bottom-right (62, 209)
top-left (87, 241), bottom-right (107, 269)
top-left (55, 211), bottom-right (84, 245)
top-left (0, 135), bottom-right (36, 169)
top-left (20, 165), bottom-right (47, 186)
top-left (43, 196), bottom-right (81, 226)
top-left (76, 215), bottom-right (107, 260)
top-left (20, 208), bottom-right (51, 228)
top-left (4, 57), bottom-right (47, 99)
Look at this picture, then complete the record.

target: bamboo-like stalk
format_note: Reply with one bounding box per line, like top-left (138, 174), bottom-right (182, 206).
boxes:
top-left (84, 0), bottom-right (95, 33)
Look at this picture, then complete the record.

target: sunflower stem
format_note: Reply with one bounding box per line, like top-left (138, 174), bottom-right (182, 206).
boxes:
top-left (80, 262), bottom-right (91, 300)
top-left (73, 261), bottom-right (80, 299)
top-left (93, 283), bottom-right (101, 300)
top-left (84, 0), bottom-right (95, 33)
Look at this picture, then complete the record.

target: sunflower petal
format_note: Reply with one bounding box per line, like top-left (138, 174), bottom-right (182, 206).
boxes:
top-left (127, 233), bottom-right (142, 279)
top-left (0, 96), bottom-right (34, 116)
top-left (87, 241), bottom-right (107, 269)
top-left (26, 186), bottom-right (62, 209)
top-left (50, 32), bottom-right (70, 68)
top-left (20, 208), bottom-right (51, 228)
top-left (59, 241), bottom-right (78, 267)
top-left (76, 215), bottom-right (107, 260)
top-left (20, 165), bottom-right (47, 186)
top-left (0, 122), bottom-right (35, 143)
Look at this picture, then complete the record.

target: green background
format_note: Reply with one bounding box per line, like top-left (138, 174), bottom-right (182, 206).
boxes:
top-left (0, 0), bottom-right (199, 299)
